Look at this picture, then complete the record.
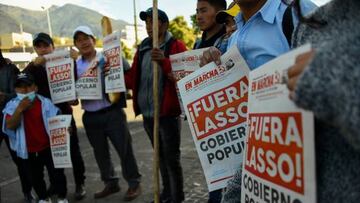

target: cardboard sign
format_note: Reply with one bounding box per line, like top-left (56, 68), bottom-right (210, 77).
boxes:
top-left (75, 53), bottom-right (103, 100)
top-left (45, 50), bottom-right (76, 104)
top-left (170, 48), bottom-right (207, 113)
top-left (48, 115), bottom-right (72, 168)
top-left (103, 31), bottom-right (126, 93)
top-left (178, 46), bottom-right (250, 191)
top-left (241, 44), bottom-right (316, 203)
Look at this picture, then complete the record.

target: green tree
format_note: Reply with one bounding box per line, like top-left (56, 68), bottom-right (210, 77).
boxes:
top-left (121, 41), bottom-right (133, 60)
top-left (169, 16), bottom-right (196, 49)
top-left (190, 14), bottom-right (201, 36)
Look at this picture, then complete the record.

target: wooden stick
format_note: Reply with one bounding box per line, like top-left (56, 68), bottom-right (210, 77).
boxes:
top-left (152, 1), bottom-right (160, 203)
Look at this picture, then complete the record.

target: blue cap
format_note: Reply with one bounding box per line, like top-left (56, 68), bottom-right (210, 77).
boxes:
top-left (140, 8), bottom-right (169, 23)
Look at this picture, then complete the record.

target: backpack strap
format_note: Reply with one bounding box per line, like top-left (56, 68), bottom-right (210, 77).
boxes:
top-left (282, 6), bottom-right (294, 46)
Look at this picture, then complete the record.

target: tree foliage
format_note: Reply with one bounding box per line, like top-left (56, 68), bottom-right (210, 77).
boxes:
top-left (168, 16), bottom-right (196, 49)
top-left (121, 41), bottom-right (133, 60)
top-left (190, 14), bottom-right (201, 36)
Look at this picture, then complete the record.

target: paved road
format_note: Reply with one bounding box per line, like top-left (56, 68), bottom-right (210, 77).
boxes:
top-left (0, 102), bottom-right (210, 203)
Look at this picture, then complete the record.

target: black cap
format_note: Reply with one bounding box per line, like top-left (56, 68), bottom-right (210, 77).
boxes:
top-left (33, 32), bottom-right (54, 46)
top-left (140, 8), bottom-right (169, 23)
top-left (15, 72), bottom-right (35, 87)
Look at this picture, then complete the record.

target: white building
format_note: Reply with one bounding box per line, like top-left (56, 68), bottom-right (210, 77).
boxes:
top-left (0, 32), bottom-right (33, 50)
top-left (121, 24), bottom-right (147, 48)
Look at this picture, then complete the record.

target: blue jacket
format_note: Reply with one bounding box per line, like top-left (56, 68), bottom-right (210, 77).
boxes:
top-left (2, 95), bottom-right (60, 159)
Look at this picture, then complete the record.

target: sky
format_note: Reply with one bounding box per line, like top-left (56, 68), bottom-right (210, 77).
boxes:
top-left (0, 0), bottom-right (330, 26)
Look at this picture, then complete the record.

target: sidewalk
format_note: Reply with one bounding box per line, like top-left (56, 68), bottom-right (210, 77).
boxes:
top-left (0, 101), bottom-right (210, 203)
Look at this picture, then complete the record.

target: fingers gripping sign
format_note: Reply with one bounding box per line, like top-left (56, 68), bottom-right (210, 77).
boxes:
top-left (200, 46), bottom-right (222, 67)
top-left (287, 50), bottom-right (315, 99)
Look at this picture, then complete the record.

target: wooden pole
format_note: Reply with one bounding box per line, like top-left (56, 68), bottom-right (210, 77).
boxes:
top-left (152, 1), bottom-right (160, 203)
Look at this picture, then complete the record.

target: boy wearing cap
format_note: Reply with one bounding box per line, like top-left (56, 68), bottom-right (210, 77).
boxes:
top-left (125, 8), bottom-right (187, 203)
top-left (24, 32), bottom-right (87, 200)
top-left (194, 0), bottom-right (227, 49)
top-left (73, 25), bottom-right (142, 201)
top-left (213, 2), bottom-right (240, 54)
top-left (2, 73), bottom-right (68, 203)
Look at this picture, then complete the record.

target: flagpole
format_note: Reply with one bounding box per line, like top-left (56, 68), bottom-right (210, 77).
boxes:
top-left (152, 1), bottom-right (160, 203)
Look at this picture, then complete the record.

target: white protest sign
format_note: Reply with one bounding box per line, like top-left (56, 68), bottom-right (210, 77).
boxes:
top-left (75, 53), bottom-right (103, 100)
top-left (241, 44), bottom-right (316, 203)
top-left (45, 50), bottom-right (76, 104)
top-left (178, 46), bottom-right (250, 191)
top-left (103, 31), bottom-right (126, 93)
top-left (170, 48), bottom-right (207, 113)
top-left (48, 115), bottom-right (72, 168)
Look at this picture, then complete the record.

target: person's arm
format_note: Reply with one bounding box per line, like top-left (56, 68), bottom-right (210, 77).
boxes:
top-left (151, 39), bottom-right (187, 76)
top-left (6, 98), bottom-right (32, 130)
top-left (290, 37), bottom-right (360, 150)
top-left (0, 64), bottom-right (20, 105)
top-left (124, 50), bottom-right (139, 90)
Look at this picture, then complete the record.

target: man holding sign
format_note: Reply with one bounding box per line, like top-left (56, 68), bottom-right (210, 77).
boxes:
top-left (73, 26), bottom-right (141, 201)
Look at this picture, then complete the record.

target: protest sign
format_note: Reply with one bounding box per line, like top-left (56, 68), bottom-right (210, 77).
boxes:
top-left (170, 48), bottom-right (206, 113)
top-left (75, 53), bottom-right (103, 100)
top-left (178, 46), bottom-right (250, 191)
top-left (45, 50), bottom-right (76, 104)
top-left (48, 115), bottom-right (72, 168)
top-left (241, 45), bottom-right (316, 203)
top-left (103, 31), bottom-right (126, 93)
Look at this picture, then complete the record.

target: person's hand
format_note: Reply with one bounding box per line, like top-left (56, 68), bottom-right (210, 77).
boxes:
top-left (17, 97), bottom-right (33, 112)
top-left (200, 46), bottom-right (222, 67)
top-left (151, 48), bottom-right (165, 63)
top-left (167, 73), bottom-right (177, 83)
top-left (70, 47), bottom-right (79, 60)
top-left (68, 100), bottom-right (79, 106)
top-left (287, 50), bottom-right (315, 99)
top-left (34, 56), bottom-right (46, 66)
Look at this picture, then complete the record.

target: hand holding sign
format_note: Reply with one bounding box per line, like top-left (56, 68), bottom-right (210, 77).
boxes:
top-left (200, 46), bottom-right (222, 67)
top-left (287, 50), bottom-right (315, 99)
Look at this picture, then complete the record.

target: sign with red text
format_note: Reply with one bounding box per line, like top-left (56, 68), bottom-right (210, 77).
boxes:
top-left (103, 31), bottom-right (126, 93)
top-left (170, 48), bottom-right (206, 113)
top-left (178, 46), bottom-right (250, 191)
top-left (48, 115), bottom-right (72, 168)
top-left (45, 50), bottom-right (76, 104)
top-left (75, 53), bottom-right (103, 100)
top-left (241, 45), bottom-right (316, 203)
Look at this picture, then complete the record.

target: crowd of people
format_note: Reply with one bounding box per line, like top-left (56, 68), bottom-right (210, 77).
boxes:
top-left (1, 0), bottom-right (359, 202)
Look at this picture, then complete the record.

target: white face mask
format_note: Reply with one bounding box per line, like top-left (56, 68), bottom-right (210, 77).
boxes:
top-left (17, 91), bottom-right (36, 102)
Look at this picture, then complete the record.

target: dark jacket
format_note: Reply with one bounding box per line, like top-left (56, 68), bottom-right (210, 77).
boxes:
top-left (125, 36), bottom-right (187, 117)
top-left (0, 63), bottom-right (19, 127)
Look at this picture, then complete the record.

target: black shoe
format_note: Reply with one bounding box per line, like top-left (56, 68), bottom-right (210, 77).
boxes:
top-left (24, 192), bottom-right (35, 203)
top-left (75, 184), bottom-right (86, 200)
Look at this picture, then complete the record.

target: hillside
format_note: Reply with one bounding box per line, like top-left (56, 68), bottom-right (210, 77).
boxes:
top-left (0, 3), bottom-right (129, 38)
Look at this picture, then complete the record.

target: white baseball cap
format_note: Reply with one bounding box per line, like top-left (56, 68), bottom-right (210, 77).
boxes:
top-left (73, 25), bottom-right (95, 39)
